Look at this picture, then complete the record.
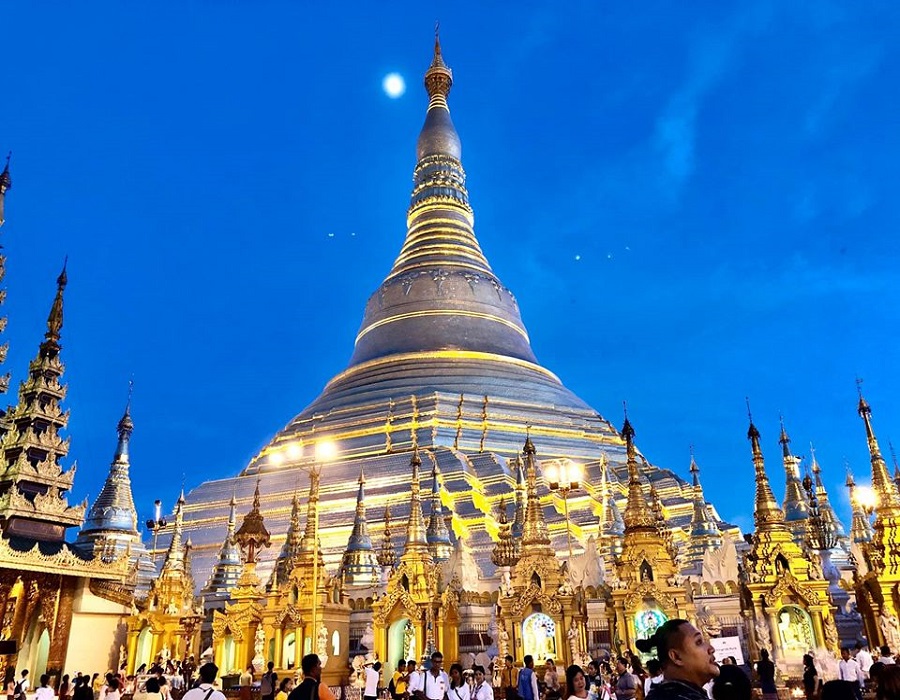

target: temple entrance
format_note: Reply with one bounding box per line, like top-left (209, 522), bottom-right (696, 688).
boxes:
top-left (221, 634), bottom-right (236, 674)
top-left (777, 606), bottom-right (814, 657)
top-left (388, 617), bottom-right (413, 679)
top-left (19, 613), bottom-right (49, 677)
top-left (522, 613), bottom-right (556, 663)
top-left (136, 627), bottom-right (153, 669)
top-left (283, 632), bottom-right (296, 670)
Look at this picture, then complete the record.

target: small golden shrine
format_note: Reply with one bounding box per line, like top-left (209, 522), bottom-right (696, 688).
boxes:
top-left (607, 413), bottom-right (694, 653)
top-left (741, 412), bottom-right (835, 673)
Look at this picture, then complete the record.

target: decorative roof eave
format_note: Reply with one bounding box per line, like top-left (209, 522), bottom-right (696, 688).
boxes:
top-left (0, 535), bottom-right (130, 580)
top-left (0, 487), bottom-right (85, 526)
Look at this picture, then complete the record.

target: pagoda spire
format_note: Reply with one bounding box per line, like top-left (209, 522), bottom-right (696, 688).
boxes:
top-left (272, 486), bottom-right (304, 586)
top-left (402, 446), bottom-right (431, 559)
top-left (161, 492), bottom-right (187, 574)
top-left (426, 458), bottom-right (452, 562)
top-left (299, 469), bottom-right (324, 564)
top-left (599, 457), bottom-right (624, 559)
top-left (809, 445), bottom-right (847, 542)
top-left (0, 152), bottom-right (10, 228)
top-left (80, 390), bottom-right (138, 538)
top-left (890, 441), bottom-right (900, 494)
top-left (0, 262), bottom-right (85, 541)
top-left (747, 403), bottom-right (786, 531)
top-left (347, 33), bottom-right (537, 370)
top-left (857, 385), bottom-right (900, 517)
top-left (622, 409), bottom-right (654, 531)
top-left (234, 480), bottom-right (272, 565)
top-left (341, 468), bottom-right (381, 585)
top-left (846, 470), bottom-right (874, 544)
top-left (779, 417), bottom-right (810, 544)
top-left (511, 455), bottom-right (526, 540)
top-left (376, 504), bottom-right (397, 569)
top-left (521, 433), bottom-right (552, 551)
top-left (203, 489), bottom-right (242, 600)
top-left (686, 450), bottom-right (722, 564)
top-left (0, 152), bottom-right (10, 398)
top-left (491, 496), bottom-right (517, 567)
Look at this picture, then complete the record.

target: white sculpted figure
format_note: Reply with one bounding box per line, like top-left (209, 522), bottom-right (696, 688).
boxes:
top-left (755, 618), bottom-right (772, 652)
top-left (567, 619), bottom-right (582, 658)
top-left (252, 627), bottom-right (265, 669)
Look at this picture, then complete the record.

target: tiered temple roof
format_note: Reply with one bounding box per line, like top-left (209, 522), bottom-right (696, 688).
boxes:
top-left (0, 264), bottom-right (86, 542)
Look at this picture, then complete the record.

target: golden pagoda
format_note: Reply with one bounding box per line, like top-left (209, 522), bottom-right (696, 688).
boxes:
top-left (741, 409), bottom-right (834, 673)
top-left (852, 388), bottom-right (900, 651)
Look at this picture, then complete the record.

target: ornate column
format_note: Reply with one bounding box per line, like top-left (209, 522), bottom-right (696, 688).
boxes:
top-left (126, 627), bottom-right (140, 675)
top-left (274, 626), bottom-right (283, 669)
top-left (809, 610), bottom-right (826, 649)
top-left (766, 611), bottom-right (781, 661)
top-left (46, 578), bottom-right (76, 680)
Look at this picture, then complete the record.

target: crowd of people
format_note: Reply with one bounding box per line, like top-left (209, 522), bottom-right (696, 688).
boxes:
top-left (360, 621), bottom-right (900, 700)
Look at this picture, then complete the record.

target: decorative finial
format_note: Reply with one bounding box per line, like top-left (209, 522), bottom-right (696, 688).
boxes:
top-left (0, 152), bottom-right (10, 191)
top-left (424, 26), bottom-right (453, 102)
top-left (117, 378), bottom-right (135, 437)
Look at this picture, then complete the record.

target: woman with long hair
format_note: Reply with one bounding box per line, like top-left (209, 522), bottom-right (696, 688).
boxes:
top-left (449, 664), bottom-right (470, 700)
top-left (636, 619), bottom-right (719, 700)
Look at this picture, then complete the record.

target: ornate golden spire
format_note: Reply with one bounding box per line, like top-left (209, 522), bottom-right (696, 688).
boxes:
top-left (846, 470), bottom-right (874, 544)
top-left (42, 259), bottom-right (67, 357)
top-left (271, 485), bottom-right (303, 586)
top-left (747, 403), bottom-right (786, 530)
top-left (521, 432), bottom-right (552, 549)
top-left (424, 23), bottom-right (453, 110)
top-left (599, 455), bottom-right (624, 558)
top-left (376, 504), bottom-right (397, 568)
top-left (0, 152), bottom-right (10, 396)
top-left (779, 417), bottom-right (810, 543)
top-left (426, 458), bottom-right (452, 562)
top-left (622, 408), bottom-right (654, 530)
top-left (0, 263), bottom-right (83, 541)
top-left (491, 495), bottom-right (517, 567)
top-left (857, 383), bottom-right (900, 517)
top-left (163, 492), bottom-right (186, 572)
top-left (686, 450), bottom-right (722, 563)
top-left (402, 446), bottom-right (431, 557)
top-left (342, 467), bottom-right (381, 585)
top-left (807, 446), bottom-right (846, 545)
top-left (234, 479), bottom-right (271, 564)
top-left (300, 469), bottom-right (323, 559)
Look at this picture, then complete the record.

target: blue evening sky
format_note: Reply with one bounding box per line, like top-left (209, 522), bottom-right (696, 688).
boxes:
top-left (2, 2), bottom-right (898, 535)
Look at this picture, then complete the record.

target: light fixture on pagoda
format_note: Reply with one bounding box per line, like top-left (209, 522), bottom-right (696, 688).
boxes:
top-left (543, 458), bottom-right (583, 559)
top-left (855, 485), bottom-right (877, 517)
top-left (145, 499), bottom-right (168, 564)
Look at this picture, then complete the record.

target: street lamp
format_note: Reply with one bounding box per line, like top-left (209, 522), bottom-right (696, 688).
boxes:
top-left (146, 499), bottom-right (167, 564)
top-left (544, 459), bottom-right (583, 559)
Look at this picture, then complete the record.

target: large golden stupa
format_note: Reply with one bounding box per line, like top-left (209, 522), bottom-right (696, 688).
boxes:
top-left (173, 38), bottom-right (730, 590)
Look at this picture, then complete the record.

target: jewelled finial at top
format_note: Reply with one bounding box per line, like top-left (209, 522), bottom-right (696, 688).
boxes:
top-left (425, 21), bottom-right (453, 101)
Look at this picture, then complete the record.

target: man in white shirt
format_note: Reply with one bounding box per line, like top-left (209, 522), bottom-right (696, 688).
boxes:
top-left (838, 648), bottom-right (864, 700)
top-left (365, 662), bottom-right (382, 700)
top-left (414, 652), bottom-right (450, 700)
top-left (878, 645), bottom-right (896, 665)
top-left (18, 671), bottom-right (30, 697)
top-left (855, 643), bottom-right (874, 675)
top-left (182, 663), bottom-right (227, 700)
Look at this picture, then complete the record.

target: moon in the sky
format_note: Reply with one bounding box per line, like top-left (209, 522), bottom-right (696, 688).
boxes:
top-left (383, 73), bottom-right (406, 98)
